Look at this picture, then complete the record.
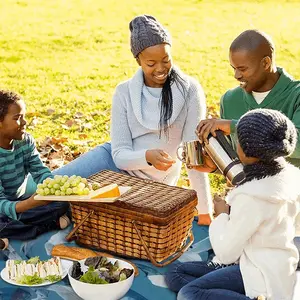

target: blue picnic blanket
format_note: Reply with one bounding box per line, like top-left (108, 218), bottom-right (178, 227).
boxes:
top-left (0, 222), bottom-right (211, 300)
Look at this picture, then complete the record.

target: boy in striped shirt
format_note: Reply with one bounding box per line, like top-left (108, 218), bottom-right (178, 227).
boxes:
top-left (0, 90), bottom-right (70, 240)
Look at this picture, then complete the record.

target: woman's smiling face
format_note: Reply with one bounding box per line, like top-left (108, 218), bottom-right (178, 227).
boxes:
top-left (137, 43), bottom-right (172, 88)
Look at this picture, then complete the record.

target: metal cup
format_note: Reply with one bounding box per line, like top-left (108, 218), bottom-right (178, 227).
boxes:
top-left (177, 140), bottom-right (204, 166)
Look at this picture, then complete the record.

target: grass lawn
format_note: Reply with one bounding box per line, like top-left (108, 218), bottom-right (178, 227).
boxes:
top-left (0, 0), bottom-right (300, 192)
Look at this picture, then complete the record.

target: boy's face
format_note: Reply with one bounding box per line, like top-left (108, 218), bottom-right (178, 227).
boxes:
top-left (0, 100), bottom-right (27, 142)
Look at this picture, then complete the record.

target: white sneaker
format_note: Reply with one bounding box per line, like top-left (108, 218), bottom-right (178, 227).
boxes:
top-left (59, 215), bottom-right (71, 229)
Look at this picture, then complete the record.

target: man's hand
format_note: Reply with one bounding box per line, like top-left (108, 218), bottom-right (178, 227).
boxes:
top-left (146, 149), bottom-right (176, 171)
top-left (15, 194), bottom-right (51, 213)
top-left (196, 118), bottom-right (232, 144)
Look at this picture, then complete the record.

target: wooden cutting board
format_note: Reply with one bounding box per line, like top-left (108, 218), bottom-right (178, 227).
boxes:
top-left (34, 186), bottom-right (131, 203)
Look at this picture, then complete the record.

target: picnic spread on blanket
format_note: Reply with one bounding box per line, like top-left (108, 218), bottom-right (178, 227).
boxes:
top-left (0, 219), bottom-right (211, 300)
top-left (0, 169), bottom-right (206, 300)
top-left (1, 136), bottom-right (299, 299)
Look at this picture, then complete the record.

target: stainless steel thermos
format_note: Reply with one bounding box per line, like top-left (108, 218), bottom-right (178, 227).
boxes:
top-left (203, 131), bottom-right (245, 185)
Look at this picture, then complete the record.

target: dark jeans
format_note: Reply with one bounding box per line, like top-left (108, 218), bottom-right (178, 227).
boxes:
top-left (0, 201), bottom-right (70, 240)
top-left (166, 261), bottom-right (253, 300)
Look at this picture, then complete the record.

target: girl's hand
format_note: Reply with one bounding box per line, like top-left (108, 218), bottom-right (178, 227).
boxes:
top-left (146, 149), bottom-right (176, 171)
top-left (213, 195), bottom-right (230, 217)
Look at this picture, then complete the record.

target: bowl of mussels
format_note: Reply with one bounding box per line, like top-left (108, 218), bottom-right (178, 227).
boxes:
top-left (68, 256), bottom-right (134, 300)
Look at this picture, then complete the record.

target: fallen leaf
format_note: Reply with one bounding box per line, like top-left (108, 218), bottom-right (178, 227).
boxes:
top-left (50, 144), bottom-right (63, 151)
top-left (85, 116), bottom-right (93, 121)
top-left (47, 108), bottom-right (55, 115)
top-left (74, 119), bottom-right (82, 125)
top-left (48, 151), bottom-right (64, 160)
top-left (26, 112), bottom-right (41, 118)
top-left (38, 137), bottom-right (52, 148)
top-left (65, 120), bottom-right (75, 127)
top-left (27, 117), bottom-right (39, 129)
top-left (74, 112), bottom-right (84, 118)
top-left (82, 123), bottom-right (92, 130)
top-left (36, 135), bottom-right (87, 171)
top-left (79, 134), bottom-right (88, 139)
top-left (52, 137), bottom-right (69, 144)
top-left (72, 140), bottom-right (88, 146)
top-left (49, 158), bottom-right (65, 169)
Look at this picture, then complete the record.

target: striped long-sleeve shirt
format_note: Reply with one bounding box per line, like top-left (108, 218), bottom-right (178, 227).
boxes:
top-left (0, 133), bottom-right (52, 220)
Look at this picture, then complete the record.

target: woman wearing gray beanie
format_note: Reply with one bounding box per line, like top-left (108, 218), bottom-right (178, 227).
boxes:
top-left (166, 109), bottom-right (300, 299)
top-left (52, 15), bottom-right (212, 225)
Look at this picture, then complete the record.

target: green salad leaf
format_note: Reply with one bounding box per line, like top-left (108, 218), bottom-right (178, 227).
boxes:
top-left (26, 256), bottom-right (40, 264)
top-left (119, 273), bottom-right (127, 281)
top-left (16, 274), bottom-right (44, 285)
top-left (14, 260), bottom-right (22, 265)
top-left (45, 275), bottom-right (62, 282)
top-left (79, 266), bottom-right (108, 284)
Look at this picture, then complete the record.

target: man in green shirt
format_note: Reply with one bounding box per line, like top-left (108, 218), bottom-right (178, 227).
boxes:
top-left (195, 29), bottom-right (300, 269)
top-left (197, 29), bottom-right (300, 169)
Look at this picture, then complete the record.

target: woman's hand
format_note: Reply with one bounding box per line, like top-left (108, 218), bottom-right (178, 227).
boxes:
top-left (196, 118), bottom-right (231, 144)
top-left (213, 194), bottom-right (230, 217)
top-left (146, 149), bottom-right (176, 171)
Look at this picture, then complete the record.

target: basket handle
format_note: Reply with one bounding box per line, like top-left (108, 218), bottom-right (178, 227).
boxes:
top-left (65, 210), bottom-right (94, 242)
top-left (132, 220), bottom-right (194, 267)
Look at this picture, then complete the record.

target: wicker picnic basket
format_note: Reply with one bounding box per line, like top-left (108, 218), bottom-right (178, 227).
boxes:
top-left (66, 170), bottom-right (197, 267)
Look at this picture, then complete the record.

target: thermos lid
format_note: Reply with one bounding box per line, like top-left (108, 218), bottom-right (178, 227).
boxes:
top-left (231, 172), bottom-right (246, 185)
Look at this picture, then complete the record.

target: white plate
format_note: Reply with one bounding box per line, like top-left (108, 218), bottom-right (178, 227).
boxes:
top-left (0, 259), bottom-right (73, 287)
top-left (34, 186), bottom-right (131, 203)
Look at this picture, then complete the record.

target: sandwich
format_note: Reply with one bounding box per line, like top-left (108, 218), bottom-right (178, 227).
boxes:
top-left (6, 256), bottom-right (63, 285)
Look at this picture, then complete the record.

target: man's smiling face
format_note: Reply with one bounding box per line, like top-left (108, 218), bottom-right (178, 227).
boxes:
top-left (229, 49), bottom-right (269, 93)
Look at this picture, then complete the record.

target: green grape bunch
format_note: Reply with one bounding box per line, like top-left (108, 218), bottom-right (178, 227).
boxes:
top-left (36, 175), bottom-right (90, 196)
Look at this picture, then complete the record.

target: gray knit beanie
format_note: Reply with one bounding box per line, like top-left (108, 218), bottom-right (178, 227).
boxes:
top-left (129, 15), bottom-right (171, 58)
top-left (237, 109), bottom-right (297, 161)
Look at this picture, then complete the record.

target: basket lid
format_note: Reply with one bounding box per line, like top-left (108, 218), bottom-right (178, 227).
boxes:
top-left (88, 170), bottom-right (197, 218)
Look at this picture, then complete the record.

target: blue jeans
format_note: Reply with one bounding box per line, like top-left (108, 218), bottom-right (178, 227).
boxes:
top-left (166, 261), bottom-right (253, 300)
top-left (53, 142), bottom-right (123, 177)
top-left (0, 201), bottom-right (69, 240)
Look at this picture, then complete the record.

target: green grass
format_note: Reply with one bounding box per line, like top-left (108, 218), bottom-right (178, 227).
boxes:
top-left (1, 0), bottom-right (300, 192)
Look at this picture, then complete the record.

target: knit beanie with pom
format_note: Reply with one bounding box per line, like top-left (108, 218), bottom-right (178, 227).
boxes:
top-left (237, 108), bottom-right (297, 161)
top-left (129, 15), bottom-right (171, 58)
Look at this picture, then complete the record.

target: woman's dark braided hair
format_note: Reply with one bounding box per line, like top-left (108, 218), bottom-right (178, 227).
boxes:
top-left (159, 68), bottom-right (187, 138)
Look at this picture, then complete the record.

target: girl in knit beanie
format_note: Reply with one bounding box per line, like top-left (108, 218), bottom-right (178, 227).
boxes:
top-left (53, 15), bottom-right (213, 225)
top-left (236, 108), bottom-right (297, 182)
top-left (166, 108), bottom-right (300, 300)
